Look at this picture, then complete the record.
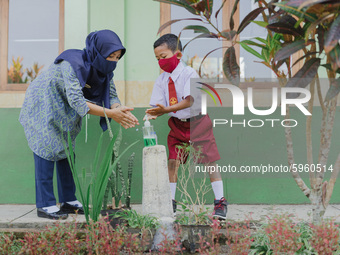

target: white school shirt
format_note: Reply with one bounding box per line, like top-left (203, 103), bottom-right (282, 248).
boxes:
top-left (149, 62), bottom-right (201, 119)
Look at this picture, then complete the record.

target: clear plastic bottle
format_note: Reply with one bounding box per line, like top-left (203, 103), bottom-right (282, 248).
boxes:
top-left (143, 117), bottom-right (157, 147)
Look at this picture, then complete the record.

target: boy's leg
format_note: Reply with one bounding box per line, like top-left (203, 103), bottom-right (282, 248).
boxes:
top-left (207, 162), bottom-right (228, 219)
top-left (169, 159), bottom-right (180, 212)
top-left (208, 162), bottom-right (224, 199)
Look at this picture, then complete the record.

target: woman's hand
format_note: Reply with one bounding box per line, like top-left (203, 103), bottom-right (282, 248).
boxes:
top-left (108, 107), bottom-right (139, 129)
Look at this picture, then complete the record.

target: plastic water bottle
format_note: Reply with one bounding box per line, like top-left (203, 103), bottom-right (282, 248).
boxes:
top-left (143, 117), bottom-right (157, 147)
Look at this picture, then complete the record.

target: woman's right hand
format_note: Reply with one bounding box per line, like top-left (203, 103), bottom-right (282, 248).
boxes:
top-left (108, 107), bottom-right (138, 129)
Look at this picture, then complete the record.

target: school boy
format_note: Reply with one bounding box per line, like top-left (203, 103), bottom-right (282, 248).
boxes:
top-left (146, 34), bottom-right (227, 219)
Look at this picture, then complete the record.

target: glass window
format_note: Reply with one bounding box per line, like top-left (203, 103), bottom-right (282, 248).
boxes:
top-left (7, 0), bottom-right (59, 84)
top-left (171, 0), bottom-right (223, 79)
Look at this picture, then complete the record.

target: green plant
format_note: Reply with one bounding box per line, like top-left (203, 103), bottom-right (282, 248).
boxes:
top-left (226, 221), bottom-right (253, 255)
top-left (7, 57), bottom-right (44, 83)
top-left (265, 214), bottom-right (302, 254)
top-left (7, 56), bottom-right (28, 83)
top-left (310, 219), bottom-right (340, 254)
top-left (243, 0), bottom-right (340, 223)
top-left (64, 130), bottom-right (138, 223)
top-left (175, 202), bottom-right (211, 225)
top-left (175, 143), bottom-right (212, 225)
top-left (102, 126), bottom-right (136, 210)
top-left (154, 0), bottom-right (266, 85)
top-left (26, 62), bottom-right (44, 82)
top-left (113, 209), bottom-right (160, 229)
top-left (156, 0), bottom-right (340, 223)
top-left (0, 233), bottom-right (23, 255)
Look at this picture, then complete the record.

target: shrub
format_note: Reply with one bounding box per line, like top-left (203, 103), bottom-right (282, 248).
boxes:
top-left (310, 220), bottom-right (340, 255)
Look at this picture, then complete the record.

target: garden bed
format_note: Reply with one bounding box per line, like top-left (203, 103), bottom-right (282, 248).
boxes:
top-left (1, 214), bottom-right (339, 254)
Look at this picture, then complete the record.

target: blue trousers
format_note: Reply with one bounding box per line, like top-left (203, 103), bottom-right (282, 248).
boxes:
top-left (34, 153), bottom-right (76, 208)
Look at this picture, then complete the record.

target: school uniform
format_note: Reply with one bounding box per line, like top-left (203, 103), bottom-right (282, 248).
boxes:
top-left (149, 62), bottom-right (220, 163)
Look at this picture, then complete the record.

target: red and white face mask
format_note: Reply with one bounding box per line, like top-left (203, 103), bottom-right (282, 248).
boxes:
top-left (158, 53), bottom-right (180, 73)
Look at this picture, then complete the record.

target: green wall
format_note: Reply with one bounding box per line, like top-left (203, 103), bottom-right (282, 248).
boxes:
top-left (1, 107), bottom-right (339, 205)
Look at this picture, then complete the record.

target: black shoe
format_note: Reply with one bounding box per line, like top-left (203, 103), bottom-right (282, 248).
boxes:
top-left (37, 208), bottom-right (68, 220)
top-left (213, 197), bottom-right (227, 220)
top-left (172, 199), bottom-right (177, 213)
top-left (60, 203), bottom-right (85, 215)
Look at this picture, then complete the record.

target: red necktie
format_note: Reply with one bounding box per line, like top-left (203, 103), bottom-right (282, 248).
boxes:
top-left (168, 77), bottom-right (178, 113)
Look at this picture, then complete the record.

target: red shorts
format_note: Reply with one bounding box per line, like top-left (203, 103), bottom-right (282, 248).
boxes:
top-left (167, 114), bottom-right (220, 164)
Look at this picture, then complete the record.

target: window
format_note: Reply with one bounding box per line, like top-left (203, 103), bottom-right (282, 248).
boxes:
top-left (170, 0), bottom-right (224, 79)
top-left (0, 0), bottom-right (64, 91)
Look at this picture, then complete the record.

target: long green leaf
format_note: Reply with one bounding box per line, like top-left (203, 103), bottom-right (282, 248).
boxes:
top-left (324, 15), bottom-right (340, 53)
top-left (93, 140), bottom-right (139, 218)
top-left (251, 20), bottom-right (269, 28)
top-left (237, 7), bottom-right (265, 34)
top-left (223, 46), bottom-right (240, 86)
top-left (254, 37), bottom-right (269, 46)
top-left (325, 78), bottom-right (340, 101)
top-left (241, 39), bottom-right (266, 49)
top-left (240, 42), bottom-right (265, 60)
top-left (64, 133), bottom-right (89, 223)
top-left (93, 133), bottom-right (104, 174)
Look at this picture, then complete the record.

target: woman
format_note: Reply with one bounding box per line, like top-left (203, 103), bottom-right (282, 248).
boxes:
top-left (19, 30), bottom-right (138, 220)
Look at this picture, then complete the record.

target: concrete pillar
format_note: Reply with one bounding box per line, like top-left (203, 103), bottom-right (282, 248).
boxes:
top-left (142, 145), bottom-right (173, 218)
top-left (142, 145), bottom-right (176, 250)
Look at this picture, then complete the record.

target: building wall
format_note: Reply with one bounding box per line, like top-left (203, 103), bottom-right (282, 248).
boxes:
top-left (1, 107), bottom-right (340, 204)
top-left (0, 0), bottom-right (339, 205)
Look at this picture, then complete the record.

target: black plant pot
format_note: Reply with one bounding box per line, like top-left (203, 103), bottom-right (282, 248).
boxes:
top-left (180, 224), bottom-right (212, 253)
top-left (126, 227), bottom-right (156, 252)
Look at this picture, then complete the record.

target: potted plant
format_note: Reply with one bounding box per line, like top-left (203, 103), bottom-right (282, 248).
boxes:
top-left (112, 209), bottom-right (160, 251)
top-left (173, 144), bottom-right (218, 253)
top-left (64, 109), bottom-right (138, 224)
top-left (101, 126), bottom-right (136, 227)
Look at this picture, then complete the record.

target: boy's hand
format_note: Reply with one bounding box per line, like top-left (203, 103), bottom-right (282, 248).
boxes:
top-left (146, 104), bottom-right (169, 116)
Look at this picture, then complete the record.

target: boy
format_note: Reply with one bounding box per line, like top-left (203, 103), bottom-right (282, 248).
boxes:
top-left (146, 34), bottom-right (227, 219)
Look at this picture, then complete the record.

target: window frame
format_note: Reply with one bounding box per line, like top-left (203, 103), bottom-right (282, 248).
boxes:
top-left (0, 0), bottom-right (64, 91)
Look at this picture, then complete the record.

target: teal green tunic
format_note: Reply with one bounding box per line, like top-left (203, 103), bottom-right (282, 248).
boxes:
top-left (19, 61), bottom-right (120, 161)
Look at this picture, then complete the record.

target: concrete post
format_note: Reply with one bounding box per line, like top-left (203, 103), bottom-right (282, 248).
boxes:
top-left (142, 145), bottom-right (173, 217)
top-left (142, 145), bottom-right (175, 250)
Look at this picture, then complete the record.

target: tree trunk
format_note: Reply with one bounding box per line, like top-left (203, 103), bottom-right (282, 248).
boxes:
top-left (310, 188), bottom-right (326, 223)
